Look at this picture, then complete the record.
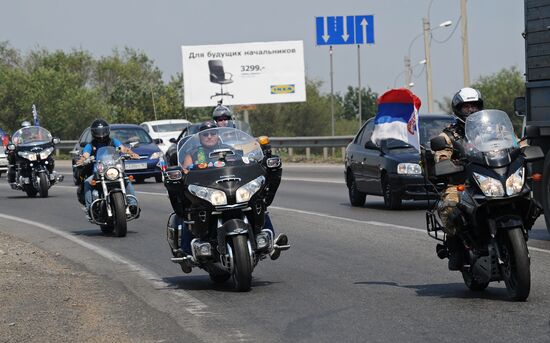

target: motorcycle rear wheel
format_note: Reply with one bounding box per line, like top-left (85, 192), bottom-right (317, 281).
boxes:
top-left (39, 173), bottom-right (49, 198)
top-left (500, 228), bottom-right (530, 301)
top-left (111, 192), bottom-right (127, 237)
top-left (232, 235), bottom-right (252, 292)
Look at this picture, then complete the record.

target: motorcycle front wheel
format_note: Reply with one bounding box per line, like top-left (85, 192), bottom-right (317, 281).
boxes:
top-left (232, 235), bottom-right (252, 292)
top-left (39, 173), bottom-right (49, 198)
top-left (500, 228), bottom-right (530, 301)
top-left (111, 192), bottom-right (127, 237)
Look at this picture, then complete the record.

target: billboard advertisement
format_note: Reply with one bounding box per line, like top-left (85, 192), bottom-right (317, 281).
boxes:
top-left (181, 40), bottom-right (306, 108)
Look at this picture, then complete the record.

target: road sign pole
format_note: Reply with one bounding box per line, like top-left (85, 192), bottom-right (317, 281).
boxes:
top-left (330, 45), bottom-right (335, 137)
top-left (357, 44), bottom-right (362, 129)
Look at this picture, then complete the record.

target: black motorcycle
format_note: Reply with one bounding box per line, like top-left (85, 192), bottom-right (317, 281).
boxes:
top-left (75, 146), bottom-right (140, 237)
top-left (6, 126), bottom-right (63, 197)
top-left (163, 127), bottom-right (286, 291)
top-left (426, 109), bottom-right (544, 301)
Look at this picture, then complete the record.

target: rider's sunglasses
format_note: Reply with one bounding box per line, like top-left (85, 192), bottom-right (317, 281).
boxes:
top-left (215, 116), bottom-right (230, 122)
top-left (200, 131), bottom-right (217, 138)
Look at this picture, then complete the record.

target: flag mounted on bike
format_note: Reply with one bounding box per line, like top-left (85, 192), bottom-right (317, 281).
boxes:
top-left (370, 88), bottom-right (422, 152)
top-left (32, 104), bottom-right (40, 126)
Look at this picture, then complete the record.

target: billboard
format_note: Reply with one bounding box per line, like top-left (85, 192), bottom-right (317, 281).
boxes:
top-left (181, 40), bottom-right (306, 108)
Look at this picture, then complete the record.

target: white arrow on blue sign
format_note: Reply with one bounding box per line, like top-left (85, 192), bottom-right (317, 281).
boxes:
top-left (315, 15), bottom-right (374, 45)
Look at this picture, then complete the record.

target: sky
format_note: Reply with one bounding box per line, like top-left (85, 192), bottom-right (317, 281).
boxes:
top-left (0, 0), bottom-right (525, 114)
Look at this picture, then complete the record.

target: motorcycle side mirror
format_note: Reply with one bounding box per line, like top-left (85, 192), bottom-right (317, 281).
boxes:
top-left (522, 145), bottom-right (545, 162)
top-left (52, 137), bottom-right (60, 145)
top-left (6, 143), bottom-right (15, 151)
top-left (514, 97), bottom-right (526, 117)
top-left (164, 165), bottom-right (184, 181)
top-left (430, 136), bottom-right (448, 152)
top-left (169, 138), bottom-right (177, 144)
top-left (435, 159), bottom-right (464, 176)
top-left (364, 140), bottom-right (379, 150)
top-left (79, 142), bottom-right (87, 148)
top-left (523, 125), bottom-right (540, 139)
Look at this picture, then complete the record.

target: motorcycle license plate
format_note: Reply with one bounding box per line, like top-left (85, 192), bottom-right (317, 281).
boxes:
top-left (125, 162), bottom-right (147, 170)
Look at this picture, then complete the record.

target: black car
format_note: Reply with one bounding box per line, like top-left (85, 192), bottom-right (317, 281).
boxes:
top-left (71, 124), bottom-right (164, 183)
top-left (345, 113), bottom-right (455, 209)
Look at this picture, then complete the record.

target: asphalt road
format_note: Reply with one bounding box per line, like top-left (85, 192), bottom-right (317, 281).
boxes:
top-left (1, 162), bottom-right (550, 342)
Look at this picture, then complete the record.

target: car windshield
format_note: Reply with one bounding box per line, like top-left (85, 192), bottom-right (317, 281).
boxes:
top-left (12, 127), bottom-right (53, 146)
top-left (464, 109), bottom-right (517, 153)
top-left (152, 123), bottom-right (189, 133)
top-left (112, 128), bottom-right (152, 144)
top-left (177, 127), bottom-right (263, 170)
top-left (419, 116), bottom-right (455, 148)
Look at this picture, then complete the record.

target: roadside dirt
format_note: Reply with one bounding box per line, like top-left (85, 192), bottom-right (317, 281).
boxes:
top-left (0, 231), bottom-right (169, 343)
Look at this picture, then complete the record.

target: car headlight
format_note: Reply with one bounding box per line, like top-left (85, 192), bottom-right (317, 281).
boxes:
top-left (397, 163), bottom-right (422, 175)
top-left (473, 172), bottom-right (504, 197)
top-left (506, 167), bottom-right (524, 196)
top-left (150, 152), bottom-right (163, 159)
top-left (105, 167), bottom-right (120, 181)
top-left (18, 151), bottom-right (37, 161)
top-left (188, 184), bottom-right (227, 206)
top-left (39, 147), bottom-right (54, 159)
top-left (236, 176), bottom-right (265, 203)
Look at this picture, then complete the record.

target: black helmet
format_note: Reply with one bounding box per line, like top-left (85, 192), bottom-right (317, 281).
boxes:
top-left (212, 105), bottom-right (232, 122)
top-left (199, 120), bottom-right (218, 132)
top-left (451, 87), bottom-right (484, 120)
top-left (90, 119), bottom-right (110, 142)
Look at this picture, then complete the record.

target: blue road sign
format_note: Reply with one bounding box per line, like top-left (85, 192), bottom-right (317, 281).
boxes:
top-left (315, 15), bottom-right (374, 46)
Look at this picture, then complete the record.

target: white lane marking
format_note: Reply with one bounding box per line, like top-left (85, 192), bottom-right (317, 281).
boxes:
top-left (283, 177), bottom-right (344, 184)
top-left (5, 183), bottom-right (550, 255)
top-left (0, 213), bottom-right (212, 317)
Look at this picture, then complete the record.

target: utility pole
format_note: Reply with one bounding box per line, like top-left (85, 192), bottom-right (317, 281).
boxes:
top-left (423, 17), bottom-right (434, 113)
top-left (404, 55), bottom-right (412, 89)
top-left (461, 0), bottom-right (471, 86)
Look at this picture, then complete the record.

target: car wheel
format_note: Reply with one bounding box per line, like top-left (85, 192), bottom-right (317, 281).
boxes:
top-left (383, 177), bottom-right (402, 210)
top-left (348, 174), bottom-right (366, 207)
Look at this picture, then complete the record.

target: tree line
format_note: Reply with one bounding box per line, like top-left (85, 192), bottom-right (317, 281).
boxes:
top-left (0, 41), bottom-right (525, 138)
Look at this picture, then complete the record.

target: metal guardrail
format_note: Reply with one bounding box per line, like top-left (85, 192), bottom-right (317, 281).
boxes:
top-left (55, 136), bottom-right (355, 159)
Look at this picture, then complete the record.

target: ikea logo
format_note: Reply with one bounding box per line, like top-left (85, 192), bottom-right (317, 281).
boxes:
top-left (271, 84), bottom-right (295, 94)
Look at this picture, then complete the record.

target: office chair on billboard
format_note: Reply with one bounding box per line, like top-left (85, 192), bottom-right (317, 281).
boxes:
top-left (208, 59), bottom-right (234, 99)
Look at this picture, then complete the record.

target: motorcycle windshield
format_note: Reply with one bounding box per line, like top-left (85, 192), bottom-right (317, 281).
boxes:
top-left (95, 146), bottom-right (119, 166)
top-left (177, 127), bottom-right (264, 170)
top-left (11, 127), bottom-right (53, 146)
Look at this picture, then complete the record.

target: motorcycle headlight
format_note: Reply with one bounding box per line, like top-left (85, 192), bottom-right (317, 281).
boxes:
top-left (397, 163), bottom-right (422, 175)
top-left (506, 167), bottom-right (524, 196)
top-left (105, 167), bottom-right (120, 181)
top-left (473, 172), bottom-right (504, 197)
top-left (150, 152), bottom-right (163, 160)
top-left (188, 184), bottom-right (227, 206)
top-left (18, 151), bottom-right (37, 161)
top-left (39, 147), bottom-right (54, 159)
top-left (236, 176), bottom-right (265, 203)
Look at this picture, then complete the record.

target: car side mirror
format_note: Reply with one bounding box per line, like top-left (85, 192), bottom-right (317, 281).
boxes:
top-left (364, 140), bottom-right (379, 150)
top-left (52, 138), bottom-right (60, 145)
top-left (169, 138), bottom-right (177, 144)
top-left (6, 143), bottom-right (15, 151)
top-left (154, 138), bottom-right (163, 144)
top-left (79, 142), bottom-right (87, 148)
top-left (430, 136), bottom-right (448, 152)
top-left (522, 145), bottom-right (545, 162)
top-left (514, 97), bottom-right (526, 117)
top-left (435, 159), bottom-right (464, 176)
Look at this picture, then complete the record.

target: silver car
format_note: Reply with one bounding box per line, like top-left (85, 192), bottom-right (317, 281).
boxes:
top-left (0, 145), bottom-right (7, 177)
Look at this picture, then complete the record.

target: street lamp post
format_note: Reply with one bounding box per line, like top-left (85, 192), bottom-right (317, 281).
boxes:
top-left (404, 19), bottom-right (452, 112)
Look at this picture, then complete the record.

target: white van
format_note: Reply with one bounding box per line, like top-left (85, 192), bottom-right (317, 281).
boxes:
top-left (140, 119), bottom-right (191, 154)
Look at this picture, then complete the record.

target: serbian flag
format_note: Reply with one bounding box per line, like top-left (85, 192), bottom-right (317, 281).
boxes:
top-left (371, 88), bottom-right (422, 152)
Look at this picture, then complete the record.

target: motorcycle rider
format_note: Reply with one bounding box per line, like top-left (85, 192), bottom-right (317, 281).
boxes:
top-left (212, 105), bottom-right (234, 128)
top-left (76, 119), bottom-right (140, 217)
top-left (180, 120), bottom-right (289, 261)
top-left (7, 121), bottom-right (33, 185)
top-left (434, 87), bottom-right (484, 270)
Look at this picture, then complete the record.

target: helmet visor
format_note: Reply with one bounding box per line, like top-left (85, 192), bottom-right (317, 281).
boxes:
top-left (92, 126), bottom-right (110, 139)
